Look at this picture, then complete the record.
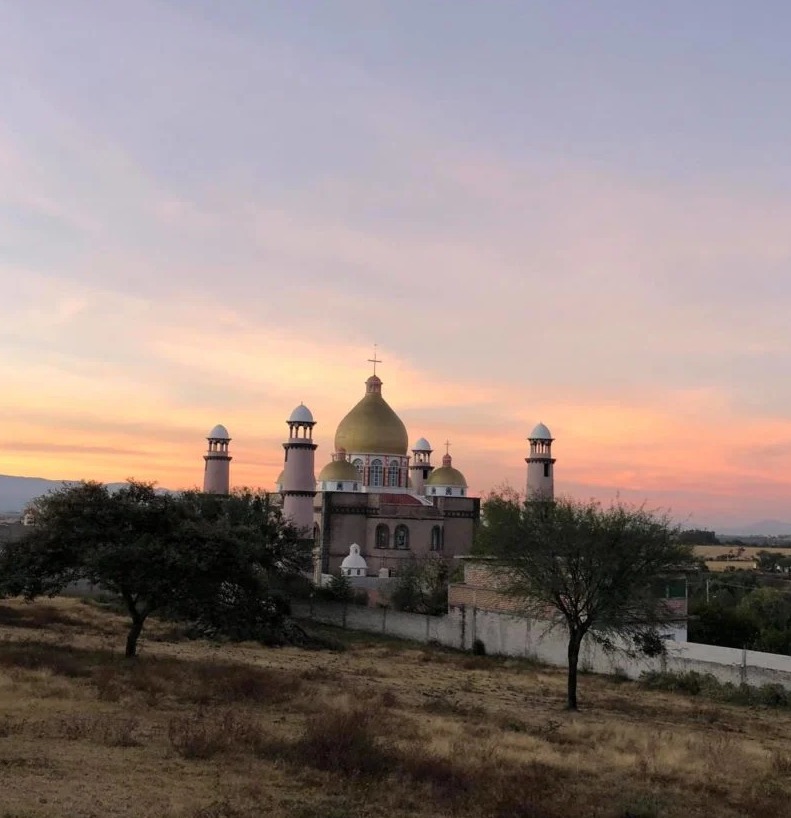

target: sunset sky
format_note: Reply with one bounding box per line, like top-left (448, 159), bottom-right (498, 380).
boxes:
top-left (2, 1), bottom-right (791, 529)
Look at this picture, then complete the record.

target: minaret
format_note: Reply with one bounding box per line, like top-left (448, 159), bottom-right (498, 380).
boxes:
top-left (526, 422), bottom-right (555, 500)
top-left (409, 437), bottom-right (434, 494)
top-left (203, 424), bottom-right (232, 495)
top-left (281, 403), bottom-right (317, 537)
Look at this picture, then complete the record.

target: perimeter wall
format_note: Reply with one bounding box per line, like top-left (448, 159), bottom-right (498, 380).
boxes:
top-left (293, 600), bottom-right (791, 690)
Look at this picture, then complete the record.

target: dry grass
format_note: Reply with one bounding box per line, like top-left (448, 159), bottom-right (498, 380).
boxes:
top-left (1, 598), bottom-right (791, 817)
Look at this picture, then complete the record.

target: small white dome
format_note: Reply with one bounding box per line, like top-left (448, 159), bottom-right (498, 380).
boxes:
top-left (288, 403), bottom-right (314, 424)
top-left (412, 437), bottom-right (432, 452)
top-left (208, 424), bottom-right (230, 440)
top-left (340, 543), bottom-right (367, 571)
top-left (529, 422), bottom-right (552, 441)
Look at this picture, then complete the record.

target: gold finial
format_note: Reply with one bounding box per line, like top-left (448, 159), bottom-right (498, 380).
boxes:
top-left (444, 439), bottom-right (451, 456)
top-left (367, 343), bottom-right (382, 376)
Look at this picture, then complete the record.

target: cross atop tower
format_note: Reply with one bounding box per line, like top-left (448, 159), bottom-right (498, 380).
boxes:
top-left (444, 439), bottom-right (451, 455)
top-left (367, 344), bottom-right (382, 376)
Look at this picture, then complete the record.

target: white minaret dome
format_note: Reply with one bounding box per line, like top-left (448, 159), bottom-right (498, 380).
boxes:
top-left (341, 543), bottom-right (368, 577)
top-left (529, 422), bottom-right (552, 440)
top-left (412, 437), bottom-right (432, 452)
top-left (289, 403), bottom-right (314, 424)
top-left (208, 424), bottom-right (230, 440)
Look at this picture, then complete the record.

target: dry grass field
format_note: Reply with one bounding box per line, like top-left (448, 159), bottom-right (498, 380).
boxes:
top-left (1, 599), bottom-right (791, 818)
top-left (693, 545), bottom-right (791, 572)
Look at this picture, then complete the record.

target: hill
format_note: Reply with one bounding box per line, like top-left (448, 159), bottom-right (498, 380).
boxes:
top-left (0, 597), bottom-right (790, 817)
top-left (0, 475), bottom-right (169, 513)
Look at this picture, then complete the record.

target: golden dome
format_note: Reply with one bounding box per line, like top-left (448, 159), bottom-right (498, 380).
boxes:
top-left (334, 375), bottom-right (408, 456)
top-left (318, 459), bottom-right (360, 482)
top-left (426, 454), bottom-right (467, 488)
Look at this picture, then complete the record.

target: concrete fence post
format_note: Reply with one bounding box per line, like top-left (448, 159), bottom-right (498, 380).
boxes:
top-left (471, 607), bottom-right (477, 648)
top-left (425, 615), bottom-right (431, 643)
top-left (382, 606), bottom-right (387, 634)
top-left (459, 605), bottom-right (466, 650)
top-left (741, 646), bottom-right (748, 686)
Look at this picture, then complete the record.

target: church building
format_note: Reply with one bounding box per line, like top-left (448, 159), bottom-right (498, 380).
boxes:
top-left (201, 356), bottom-right (556, 584)
top-left (276, 366), bottom-right (481, 580)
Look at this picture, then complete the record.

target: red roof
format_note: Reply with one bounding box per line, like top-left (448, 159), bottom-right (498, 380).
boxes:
top-left (379, 493), bottom-right (423, 506)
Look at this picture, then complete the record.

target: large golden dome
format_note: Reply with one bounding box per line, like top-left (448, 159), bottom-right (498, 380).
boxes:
top-left (334, 375), bottom-right (409, 456)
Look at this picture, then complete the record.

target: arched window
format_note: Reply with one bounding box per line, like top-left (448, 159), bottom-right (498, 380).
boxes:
top-left (387, 460), bottom-right (400, 487)
top-left (445, 487), bottom-right (452, 496)
top-left (430, 526), bottom-right (442, 552)
top-left (375, 524), bottom-right (389, 549)
top-left (352, 458), bottom-right (364, 477)
top-left (394, 525), bottom-right (409, 550)
top-left (370, 459), bottom-right (383, 487)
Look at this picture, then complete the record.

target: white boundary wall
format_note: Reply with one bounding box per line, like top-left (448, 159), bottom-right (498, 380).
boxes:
top-left (294, 601), bottom-right (791, 690)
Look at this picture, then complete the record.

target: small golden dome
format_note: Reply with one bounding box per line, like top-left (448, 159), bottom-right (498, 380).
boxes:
top-left (334, 376), bottom-right (408, 456)
top-left (317, 459), bottom-right (360, 482)
top-left (426, 454), bottom-right (467, 488)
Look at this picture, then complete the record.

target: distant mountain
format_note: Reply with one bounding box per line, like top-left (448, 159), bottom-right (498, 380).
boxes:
top-left (0, 475), bottom-right (168, 513)
top-left (719, 520), bottom-right (791, 537)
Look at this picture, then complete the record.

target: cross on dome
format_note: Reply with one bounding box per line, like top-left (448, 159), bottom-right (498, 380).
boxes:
top-left (444, 439), bottom-right (451, 455)
top-left (367, 343), bottom-right (382, 376)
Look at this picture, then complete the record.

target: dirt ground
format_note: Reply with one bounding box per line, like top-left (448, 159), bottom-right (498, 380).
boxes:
top-left (0, 597), bottom-right (790, 818)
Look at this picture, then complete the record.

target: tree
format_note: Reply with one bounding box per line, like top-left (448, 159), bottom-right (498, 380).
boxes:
top-left (389, 557), bottom-right (450, 615)
top-left (475, 493), bottom-right (692, 709)
top-left (0, 481), bottom-right (310, 657)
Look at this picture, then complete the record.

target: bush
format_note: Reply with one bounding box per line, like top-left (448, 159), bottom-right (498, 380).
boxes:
top-left (168, 710), bottom-right (271, 760)
top-left (0, 642), bottom-right (94, 678)
top-left (293, 708), bottom-right (392, 777)
top-left (641, 670), bottom-right (791, 709)
top-left (471, 638), bottom-right (486, 656)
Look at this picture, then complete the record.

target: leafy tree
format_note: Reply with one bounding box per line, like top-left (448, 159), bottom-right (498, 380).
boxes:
top-left (0, 481), bottom-right (310, 657)
top-left (475, 493), bottom-right (692, 709)
top-left (389, 557), bottom-right (450, 616)
top-left (326, 573), bottom-right (355, 603)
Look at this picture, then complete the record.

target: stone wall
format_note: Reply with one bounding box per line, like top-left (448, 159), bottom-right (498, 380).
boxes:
top-left (293, 601), bottom-right (791, 690)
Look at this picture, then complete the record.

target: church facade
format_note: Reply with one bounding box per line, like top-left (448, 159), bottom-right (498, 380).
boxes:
top-left (202, 363), bottom-right (556, 582)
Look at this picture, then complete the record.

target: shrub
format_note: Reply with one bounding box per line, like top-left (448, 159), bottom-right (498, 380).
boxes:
top-left (471, 638), bottom-right (486, 656)
top-left (640, 670), bottom-right (705, 695)
top-left (293, 708), bottom-right (392, 777)
top-left (168, 710), bottom-right (270, 760)
top-left (641, 670), bottom-right (791, 709)
top-left (0, 643), bottom-right (93, 678)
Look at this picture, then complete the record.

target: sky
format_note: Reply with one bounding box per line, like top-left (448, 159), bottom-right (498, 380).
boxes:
top-left (1, 1), bottom-right (791, 530)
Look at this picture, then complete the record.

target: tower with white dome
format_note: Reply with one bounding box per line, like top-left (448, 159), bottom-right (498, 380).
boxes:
top-left (409, 437), bottom-right (434, 494)
top-left (203, 424), bottom-right (232, 494)
top-left (526, 422), bottom-right (555, 500)
top-left (281, 404), bottom-right (317, 536)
